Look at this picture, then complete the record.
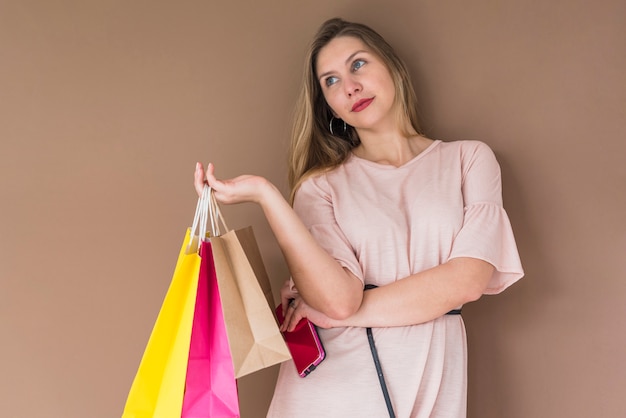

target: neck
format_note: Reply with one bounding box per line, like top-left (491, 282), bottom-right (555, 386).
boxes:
top-left (353, 126), bottom-right (432, 167)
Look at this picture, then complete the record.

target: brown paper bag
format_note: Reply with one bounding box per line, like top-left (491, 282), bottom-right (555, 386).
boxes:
top-left (210, 226), bottom-right (291, 378)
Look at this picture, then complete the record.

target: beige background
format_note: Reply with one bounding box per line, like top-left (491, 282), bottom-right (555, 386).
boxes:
top-left (1, 1), bottom-right (625, 417)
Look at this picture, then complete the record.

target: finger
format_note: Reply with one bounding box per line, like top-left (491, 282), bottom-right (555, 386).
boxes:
top-left (194, 162), bottom-right (206, 196)
top-left (288, 278), bottom-right (299, 294)
top-left (281, 299), bottom-right (297, 332)
top-left (280, 281), bottom-right (296, 316)
top-left (281, 299), bottom-right (294, 331)
top-left (204, 163), bottom-right (227, 196)
top-left (287, 309), bottom-right (303, 332)
top-left (205, 162), bottom-right (217, 185)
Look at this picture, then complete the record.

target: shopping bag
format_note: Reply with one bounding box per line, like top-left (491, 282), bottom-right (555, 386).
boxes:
top-left (208, 192), bottom-right (291, 378)
top-left (181, 240), bottom-right (240, 418)
top-left (122, 228), bottom-right (201, 418)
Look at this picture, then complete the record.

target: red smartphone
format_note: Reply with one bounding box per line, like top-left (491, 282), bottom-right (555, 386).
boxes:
top-left (275, 304), bottom-right (326, 377)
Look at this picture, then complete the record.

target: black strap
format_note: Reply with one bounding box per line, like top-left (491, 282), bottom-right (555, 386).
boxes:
top-left (366, 325), bottom-right (396, 417)
top-left (363, 284), bottom-right (462, 418)
top-left (364, 284), bottom-right (395, 417)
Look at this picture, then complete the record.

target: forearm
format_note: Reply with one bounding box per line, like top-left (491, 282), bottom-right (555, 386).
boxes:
top-left (197, 163), bottom-right (361, 317)
top-left (197, 163), bottom-right (361, 318)
top-left (331, 258), bottom-right (494, 328)
top-left (258, 181), bottom-right (362, 319)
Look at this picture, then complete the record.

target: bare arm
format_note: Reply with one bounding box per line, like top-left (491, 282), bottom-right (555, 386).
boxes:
top-left (195, 163), bottom-right (362, 319)
top-left (281, 257), bottom-right (493, 331)
top-left (332, 257), bottom-right (494, 328)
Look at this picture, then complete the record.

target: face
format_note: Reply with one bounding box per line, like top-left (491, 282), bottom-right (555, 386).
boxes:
top-left (315, 36), bottom-right (397, 132)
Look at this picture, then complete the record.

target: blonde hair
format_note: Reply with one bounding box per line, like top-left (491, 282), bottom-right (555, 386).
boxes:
top-left (288, 18), bottom-right (423, 203)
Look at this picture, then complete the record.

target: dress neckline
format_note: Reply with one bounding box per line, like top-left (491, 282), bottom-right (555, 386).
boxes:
top-left (348, 140), bottom-right (441, 169)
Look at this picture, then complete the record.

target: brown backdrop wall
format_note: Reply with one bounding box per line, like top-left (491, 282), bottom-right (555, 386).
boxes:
top-left (1, 1), bottom-right (624, 417)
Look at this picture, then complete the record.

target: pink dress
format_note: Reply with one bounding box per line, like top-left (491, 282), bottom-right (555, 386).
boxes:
top-left (267, 140), bottom-right (524, 417)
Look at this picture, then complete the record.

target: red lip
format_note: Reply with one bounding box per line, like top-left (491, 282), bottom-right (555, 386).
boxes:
top-left (351, 98), bottom-right (374, 112)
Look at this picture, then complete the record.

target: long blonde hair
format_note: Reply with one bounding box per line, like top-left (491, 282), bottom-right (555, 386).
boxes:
top-left (288, 18), bottom-right (423, 203)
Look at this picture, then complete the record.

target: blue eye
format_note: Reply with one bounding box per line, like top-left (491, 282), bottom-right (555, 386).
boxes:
top-left (352, 59), bottom-right (366, 71)
top-left (325, 76), bottom-right (339, 87)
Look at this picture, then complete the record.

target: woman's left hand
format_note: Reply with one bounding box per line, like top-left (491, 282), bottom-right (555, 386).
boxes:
top-left (281, 295), bottom-right (336, 332)
top-left (279, 279), bottom-right (336, 331)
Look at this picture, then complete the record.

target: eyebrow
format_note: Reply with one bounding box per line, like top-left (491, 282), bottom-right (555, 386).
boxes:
top-left (318, 50), bottom-right (367, 81)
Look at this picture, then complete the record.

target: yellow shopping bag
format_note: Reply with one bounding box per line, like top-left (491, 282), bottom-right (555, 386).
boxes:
top-left (122, 229), bottom-right (201, 418)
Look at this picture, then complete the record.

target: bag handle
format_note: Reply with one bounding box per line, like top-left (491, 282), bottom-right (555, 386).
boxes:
top-left (186, 186), bottom-right (229, 254)
top-left (207, 188), bottom-right (228, 236)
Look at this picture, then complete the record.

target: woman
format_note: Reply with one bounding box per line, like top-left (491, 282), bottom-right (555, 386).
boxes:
top-left (195, 17), bottom-right (523, 418)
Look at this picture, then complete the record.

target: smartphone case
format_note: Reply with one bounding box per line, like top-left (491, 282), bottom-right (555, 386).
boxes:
top-left (275, 305), bottom-right (326, 377)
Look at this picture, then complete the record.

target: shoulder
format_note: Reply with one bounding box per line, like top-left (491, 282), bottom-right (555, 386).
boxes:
top-left (293, 160), bottom-right (354, 207)
top-left (293, 170), bottom-right (332, 208)
top-left (297, 159), bottom-right (354, 193)
top-left (436, 140), bottom-right (501, 182)
top-left (440, 139), bottom-right (494, 155)
top-left (440, 139), bottom-right (498, 164)
top-left (298, 171), bottom-right (329, 193)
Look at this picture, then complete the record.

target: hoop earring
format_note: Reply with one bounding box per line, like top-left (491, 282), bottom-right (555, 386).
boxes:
top-left (329, 117), bottom-right (347, 136)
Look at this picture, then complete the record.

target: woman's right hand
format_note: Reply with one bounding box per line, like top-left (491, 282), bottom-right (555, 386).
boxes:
top-left (194, 162), bottom-right (274, 205)
top-left (194, 164), bottom-right (358, 321)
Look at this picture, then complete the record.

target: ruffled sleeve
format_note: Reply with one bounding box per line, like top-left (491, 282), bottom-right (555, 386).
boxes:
top-left (447, 141), bottom-right (524, 294)
top-left (292, 174), bottom-right (365, 285)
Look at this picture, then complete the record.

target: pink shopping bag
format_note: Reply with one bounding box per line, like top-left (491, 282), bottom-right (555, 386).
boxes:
top-left (181, 241), bottom-right (240, 417)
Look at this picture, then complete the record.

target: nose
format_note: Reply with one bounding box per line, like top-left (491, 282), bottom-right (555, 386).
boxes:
top-left (344, 76), bottom-right (361, 97)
